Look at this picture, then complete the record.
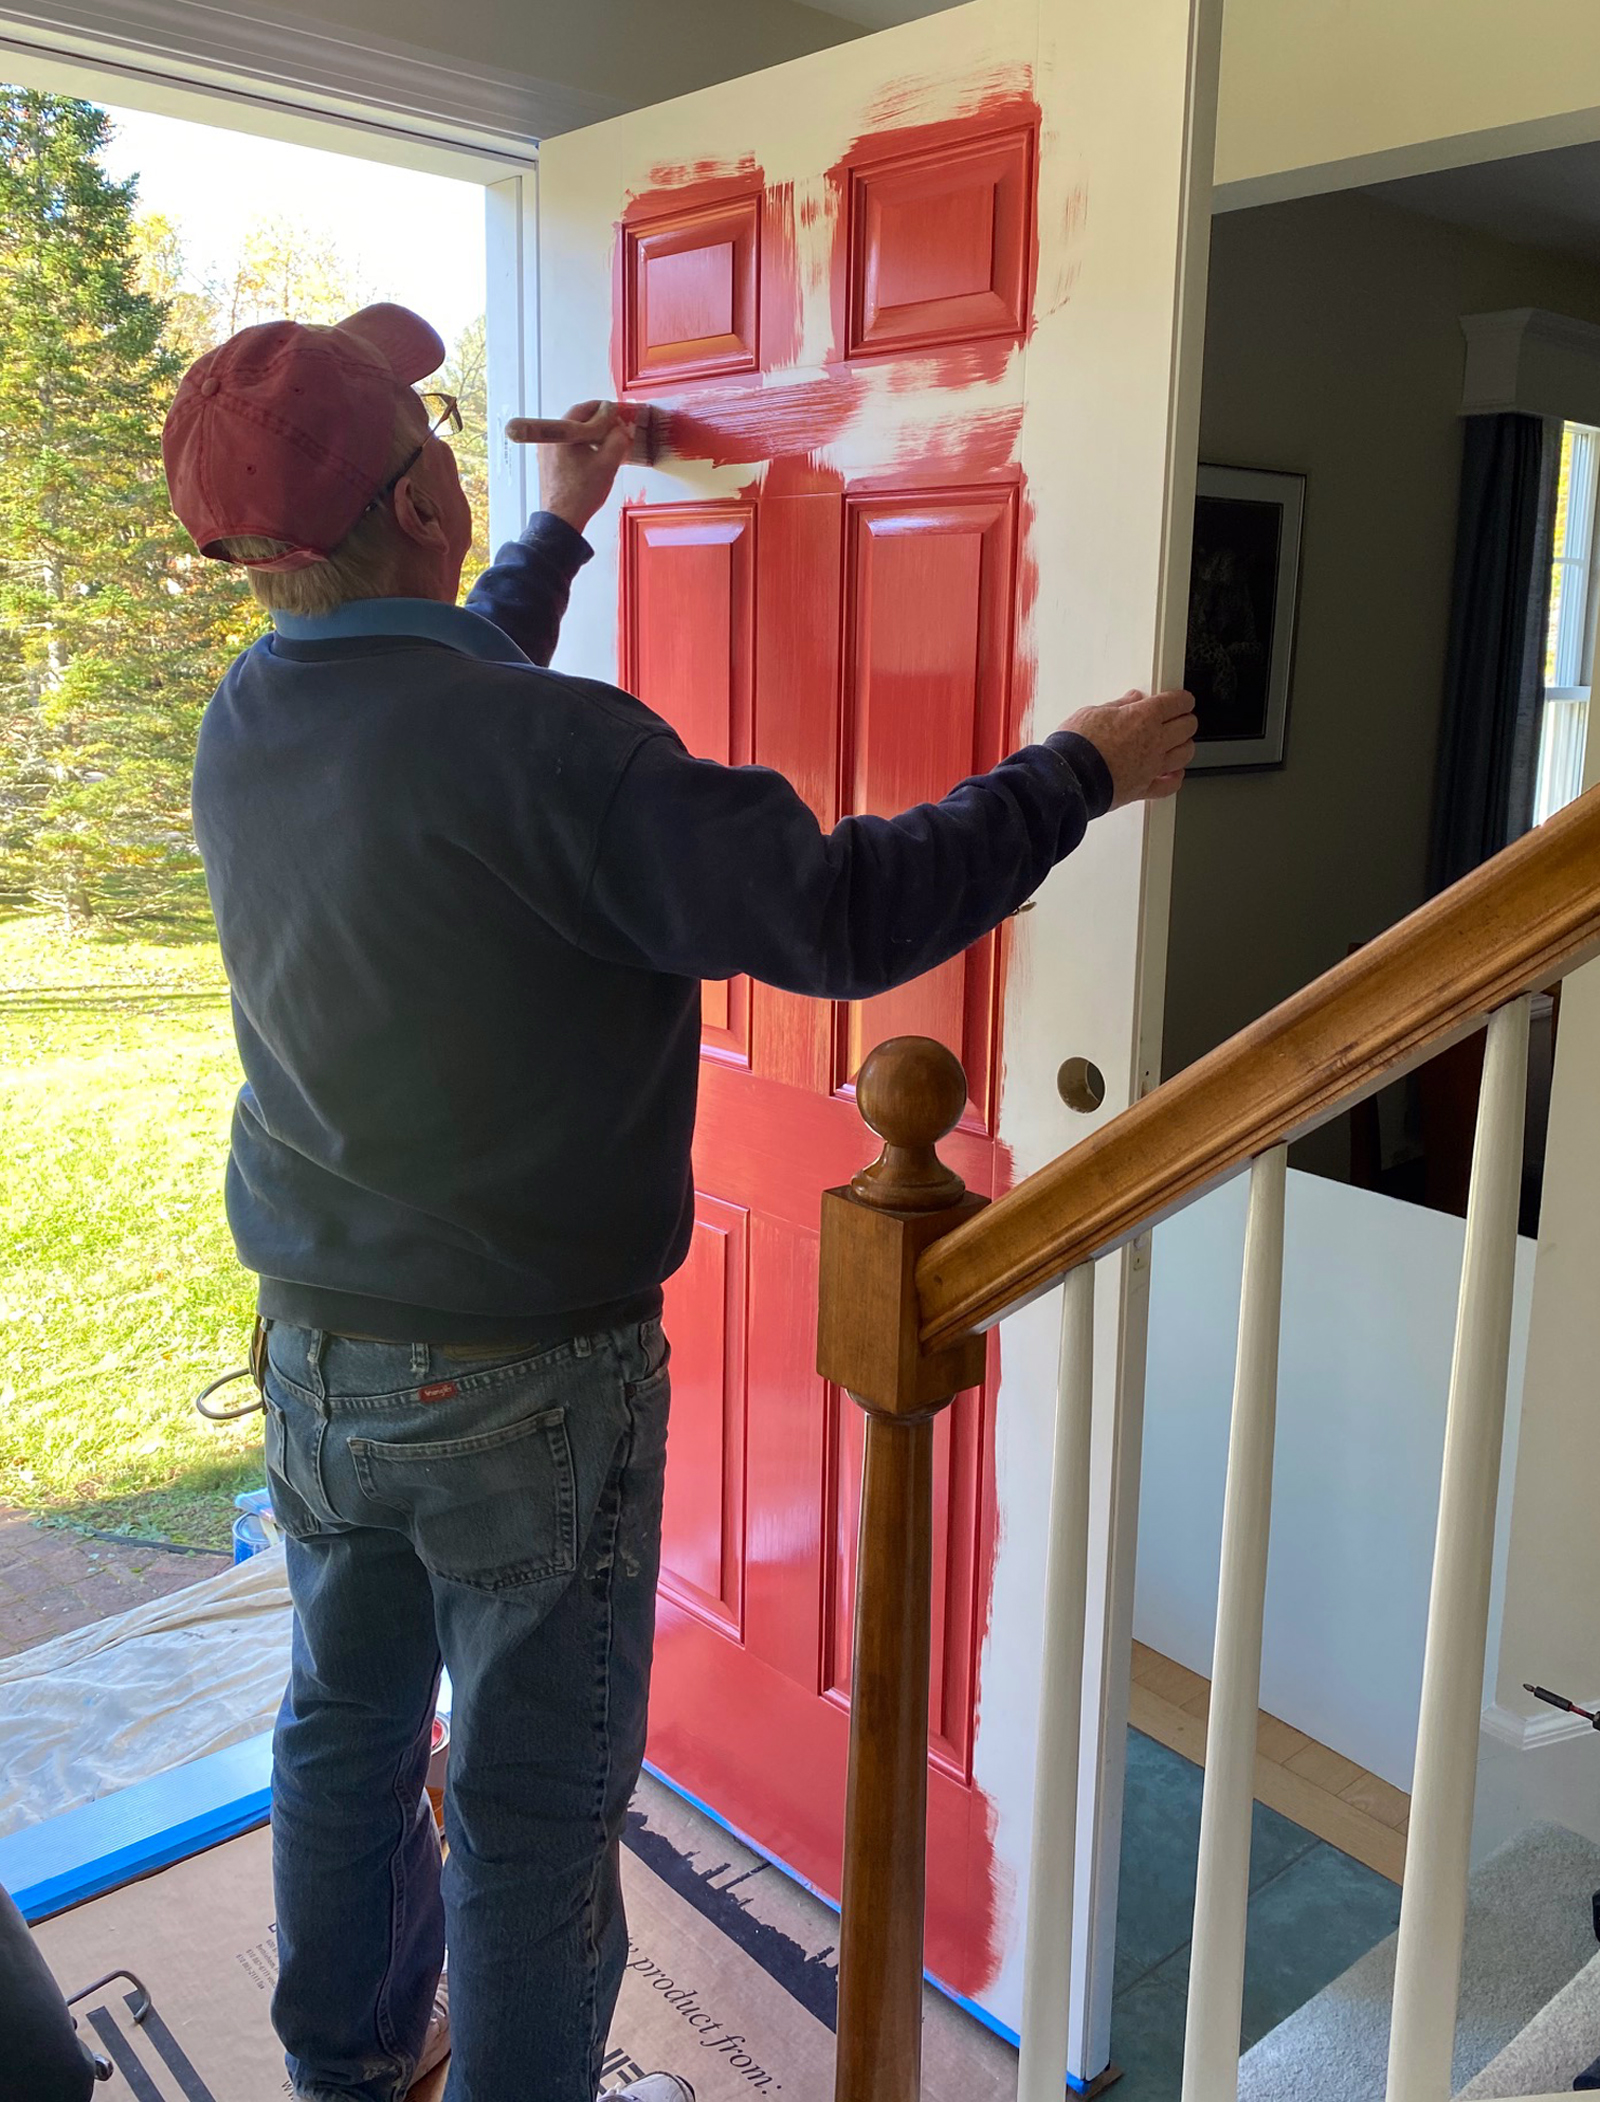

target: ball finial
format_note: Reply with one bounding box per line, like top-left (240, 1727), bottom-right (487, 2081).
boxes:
top-left (850, 1037), bottom-right (970, 1212)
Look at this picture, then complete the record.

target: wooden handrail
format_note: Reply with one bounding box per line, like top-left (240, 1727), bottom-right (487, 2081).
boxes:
top-left (917, 782), bottom-right (1600, 1351)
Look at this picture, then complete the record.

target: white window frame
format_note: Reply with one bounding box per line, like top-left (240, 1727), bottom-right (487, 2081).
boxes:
top-left (1537, 420), bottom-right (1600, 825)
top-left (0, 4), bottom-right (552, 547)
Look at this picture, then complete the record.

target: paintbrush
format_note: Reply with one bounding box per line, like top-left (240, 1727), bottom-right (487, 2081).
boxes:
top-left (507, 378), bottom-right (858, 471)
top-left (505, 404), bottom-right (665, 466)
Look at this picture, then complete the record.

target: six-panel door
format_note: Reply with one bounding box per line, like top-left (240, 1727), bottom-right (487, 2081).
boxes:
top-left (615, 117), bottom-right (1033, 1994)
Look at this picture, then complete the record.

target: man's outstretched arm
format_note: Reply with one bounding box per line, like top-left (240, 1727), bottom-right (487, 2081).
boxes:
top-left (579, 690), bottom-right (1197, 1000)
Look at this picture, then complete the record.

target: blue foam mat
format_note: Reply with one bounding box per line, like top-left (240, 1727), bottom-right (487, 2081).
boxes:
top-left (0, 1729), bottom-right (274, 1923)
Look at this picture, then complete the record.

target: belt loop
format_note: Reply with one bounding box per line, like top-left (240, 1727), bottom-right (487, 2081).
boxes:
top-left (305, 1329), bottom-right (328, 1408)
top-left (411, 1341), bottom-right (430, 1380)
top-left (573, 1333), bottom-right (593, 1360)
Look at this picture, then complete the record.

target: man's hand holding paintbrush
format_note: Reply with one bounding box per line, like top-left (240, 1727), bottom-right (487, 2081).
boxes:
top-left (510, 399), bottom-right (1197, 811)
top-left (507, 399), bottom-right (654, 532)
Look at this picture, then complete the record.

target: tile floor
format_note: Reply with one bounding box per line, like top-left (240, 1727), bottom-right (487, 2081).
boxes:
top-left (1109, 1729), bottom-right (1403, 2099)
top-left (1130, 1642), bottom-right (1409, 1885)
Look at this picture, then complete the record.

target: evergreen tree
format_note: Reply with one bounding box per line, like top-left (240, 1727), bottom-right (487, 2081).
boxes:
top-left (0, 89), bottom-right (253, 929)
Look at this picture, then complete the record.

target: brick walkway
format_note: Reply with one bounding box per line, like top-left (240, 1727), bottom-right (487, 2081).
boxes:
top-left (0, 1505), bottom-right (229, 1660)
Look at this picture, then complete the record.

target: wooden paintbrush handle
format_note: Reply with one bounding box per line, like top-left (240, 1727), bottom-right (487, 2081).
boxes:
top-left (505, 406), bottom-right (658, 465)
top-left (504, 417), bottom-right (595, 445)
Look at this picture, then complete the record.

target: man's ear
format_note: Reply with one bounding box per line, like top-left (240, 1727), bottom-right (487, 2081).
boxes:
top-left (392, 466), bottom-right (448, 551)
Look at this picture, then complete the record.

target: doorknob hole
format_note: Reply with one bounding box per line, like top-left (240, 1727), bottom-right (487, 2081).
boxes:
top-left (1057, 1057), bottom-right (1106, 1114)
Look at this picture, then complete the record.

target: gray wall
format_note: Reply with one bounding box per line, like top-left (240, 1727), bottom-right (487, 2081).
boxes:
top-left (1165, 189), bottom-right (1600, 1175)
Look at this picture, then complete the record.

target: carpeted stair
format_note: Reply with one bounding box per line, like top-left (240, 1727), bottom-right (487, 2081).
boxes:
top-left (1459, 1950), bottom-right (1600, 2098)
top-left (1237, 1822), bottom-right (1600, 2102)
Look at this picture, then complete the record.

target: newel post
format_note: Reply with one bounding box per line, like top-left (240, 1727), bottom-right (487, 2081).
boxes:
top-left (819, 1037), bottom-right (989, 2102)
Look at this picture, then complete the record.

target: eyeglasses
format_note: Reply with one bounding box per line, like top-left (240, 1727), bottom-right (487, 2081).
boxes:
top-left (363, 392), bottom-right (463, 515)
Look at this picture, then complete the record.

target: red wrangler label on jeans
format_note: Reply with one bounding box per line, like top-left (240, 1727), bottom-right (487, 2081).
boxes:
top-left (418, 1381), bottom-right (459, 1402)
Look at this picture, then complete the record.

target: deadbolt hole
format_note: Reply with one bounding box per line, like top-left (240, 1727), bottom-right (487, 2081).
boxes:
top-left (1057, 1057), bottom-right (1106, 1114)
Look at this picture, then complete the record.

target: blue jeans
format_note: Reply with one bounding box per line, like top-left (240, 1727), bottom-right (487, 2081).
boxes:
top-left (261, 1318), bottom-right (670, 2102)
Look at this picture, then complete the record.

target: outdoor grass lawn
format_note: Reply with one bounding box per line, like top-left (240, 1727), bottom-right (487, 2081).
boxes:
top-left (0, 912), bottom-right (262, 1550)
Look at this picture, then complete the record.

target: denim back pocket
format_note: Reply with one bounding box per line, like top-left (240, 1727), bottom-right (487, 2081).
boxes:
top-left (262, 1397), bottom-right (328, 1541)
top-left (350, 1406), bottom-right (578, 1593)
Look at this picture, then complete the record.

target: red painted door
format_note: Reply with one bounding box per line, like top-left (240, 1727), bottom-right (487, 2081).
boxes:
top-left (537, 0), bottom-right (1213, 2022)
top-left (611, 126), bottom-right (1034, 2000)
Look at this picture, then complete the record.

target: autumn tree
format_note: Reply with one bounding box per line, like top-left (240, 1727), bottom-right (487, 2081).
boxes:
top-left (129, 209), bottom-right (219, 362)
top-left (440, 312), bottom-right (491, 581)
top-left (218, 213), bottom-right (372, 334)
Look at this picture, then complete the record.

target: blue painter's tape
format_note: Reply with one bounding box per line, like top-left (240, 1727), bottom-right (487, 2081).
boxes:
top-left (641, 1760), bottom-right (1103, 2091)
top-left (0, 1731), bottom-right (274, 1923)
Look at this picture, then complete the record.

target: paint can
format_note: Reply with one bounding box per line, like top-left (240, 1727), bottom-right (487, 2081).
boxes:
top-left (426, 1713), bottom-right (450, 1833)
top-left (232, 1511), bottom-right (270, 1562)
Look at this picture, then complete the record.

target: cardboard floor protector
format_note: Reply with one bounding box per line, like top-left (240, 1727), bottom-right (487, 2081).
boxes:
top-left (607, 1853), bottom-right (836, 2099)
top-left (626, 1774), bottom-right (1017, 2102)
top-left (29, 1828), bottom-right (839, 2102)
top-left (31, 1804), bottom-right (1018, 2102)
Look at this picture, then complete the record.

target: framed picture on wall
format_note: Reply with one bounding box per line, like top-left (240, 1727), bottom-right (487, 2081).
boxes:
top-left (1183, 464), bottom-right (1305, 770)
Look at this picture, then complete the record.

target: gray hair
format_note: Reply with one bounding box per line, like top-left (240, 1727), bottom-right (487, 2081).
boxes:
top-left (217, 401), bottom-right (424, 619)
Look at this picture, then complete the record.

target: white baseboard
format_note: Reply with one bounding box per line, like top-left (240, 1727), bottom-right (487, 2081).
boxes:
top-left (1483, 1698), bottom-right (1600, 1754)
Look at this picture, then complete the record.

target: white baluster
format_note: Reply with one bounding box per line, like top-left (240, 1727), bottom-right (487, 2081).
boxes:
top-left (1018, 1263), bottom-right (1096, 2102)
top-left (1181, 1145), bottom-right (1288, 2102)
top-left (1386, 997), bottom-right (1532, 2102)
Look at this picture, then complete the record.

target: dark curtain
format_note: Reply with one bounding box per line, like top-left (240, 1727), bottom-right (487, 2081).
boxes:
top-left (1428, 411), bottom-right (1559, 894)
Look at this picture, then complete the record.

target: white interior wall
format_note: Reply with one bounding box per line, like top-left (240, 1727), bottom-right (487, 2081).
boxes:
top-left (1473, 737), bottom-right (1600, 1861)
top-left (1216, 0), bottom-right (1600, 205)
top-left (1136, 1167), bottom-right (1535, 1793)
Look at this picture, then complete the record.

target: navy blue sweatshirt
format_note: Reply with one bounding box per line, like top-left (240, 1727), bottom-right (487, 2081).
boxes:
top-left (191, 514), bottom-right (1113, 1344)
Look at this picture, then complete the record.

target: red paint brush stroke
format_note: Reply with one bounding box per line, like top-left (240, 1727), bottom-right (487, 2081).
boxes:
top-left (860, 61), bottom-right (1037, 153)
top-left (762, 179), bottom-right (803, 372)
top-left (649, 377), bottom-right (1019, 480)
top-left (653, 374), bottom-right (856, 466)
top-left (626, 154), bottom-right (764, 220)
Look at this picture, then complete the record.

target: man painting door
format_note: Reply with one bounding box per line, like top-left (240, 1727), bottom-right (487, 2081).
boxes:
top-left (537, 0), bottom-right (1217, 2068)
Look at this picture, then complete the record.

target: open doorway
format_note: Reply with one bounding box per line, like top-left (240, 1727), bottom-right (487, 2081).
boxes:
top-left (0, 86), bottom-right (490, 1636)
top-left (1130, 143), bottom-right (1600, 2102)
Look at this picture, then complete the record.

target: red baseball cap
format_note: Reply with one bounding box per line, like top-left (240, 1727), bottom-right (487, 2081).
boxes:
top-left (162, 303), bottom-right (445, 572)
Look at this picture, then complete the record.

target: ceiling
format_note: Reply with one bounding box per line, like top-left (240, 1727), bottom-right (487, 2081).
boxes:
top-left (800, 0), bottom-right (960, 26)
top-left (1365, 141), bottom-right (1600, 269)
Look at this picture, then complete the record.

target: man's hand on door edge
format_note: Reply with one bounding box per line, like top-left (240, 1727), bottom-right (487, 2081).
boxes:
top-left (1062, 688), bottom-right (1198, 809)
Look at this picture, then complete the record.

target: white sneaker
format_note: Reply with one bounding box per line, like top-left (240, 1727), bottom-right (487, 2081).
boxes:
top-left (608, 2078), bottom-right (696, 2101)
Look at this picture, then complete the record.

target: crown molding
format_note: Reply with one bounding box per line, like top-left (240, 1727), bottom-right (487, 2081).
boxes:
top-left (0, 0), bottom-right (624, 155)
top-left (1462, 306), bottom-right (1600, 427)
